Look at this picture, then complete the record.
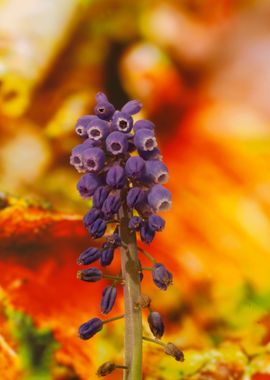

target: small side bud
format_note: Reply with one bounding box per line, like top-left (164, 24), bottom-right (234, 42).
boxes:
top-left (164, 342), bottom-right (184, 362)
top-left (96, 361), bottom-right (116, 377)
top-left (148, 311), bottom-right (164, 339)
top-left (136, 294), bottom-right (151, 309)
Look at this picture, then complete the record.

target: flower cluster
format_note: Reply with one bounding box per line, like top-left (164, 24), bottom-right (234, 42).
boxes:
top-left (70, 92), bottom-right (183, 375)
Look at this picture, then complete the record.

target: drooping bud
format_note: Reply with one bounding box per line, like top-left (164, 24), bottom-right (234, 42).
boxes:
top-left (121, 100), bottom-right (142, 115)
top-left (152, 263), bottom-right (173, 291)
top-left (100, 246), bottom-right (114, 266)
top-left (140, 223), bottom-right (155, 244)
top-left (93, 186), bottom-right (110, 209)
top-left (77, 247), bottom-right (101, 265)
top-left (145, 160), bottom-right (169, 184)
top-left (105, 233), bottom-right (121, 248)
top-left (78, 317), bottom-right (103, 340)
top-left (138, 147), bottom-right (161, 161)
top-left (101, 286), bottom-right (117, 314)
top-left (83, 207), bottom-right (101, 227)
top-left (147, 184), bottom-right (172, 212)
top-left (96, 361), bottom-right (116, 377)
top-left (77, 267), bottom-right (103, 282)
top-left (106, 165), bottom-right (126, 189)
top-left (148, 311), bottom-right (164, 339)
top-left (128, 216), bottom-right (143, 231)
top-left (125, 156), bottom-right (146, 180)
top-left (102, 193), bottom-right (121, 219)
top-left (81, 147), bottom-right (105, 173)
top-left (133, 119), bottom-right (155, 132)
top-left (164, 343), bottom-right (184, 362)
top-left (134, 129), bottom-right (157, 152)
top-left (148, 215), bottom-right (165, 232)
top-left (77, 173), bottom-right (101, 198)
top-left (127, 187), bottom-right (145, 208)
top-left (88, 218), bottom-right (107, 239)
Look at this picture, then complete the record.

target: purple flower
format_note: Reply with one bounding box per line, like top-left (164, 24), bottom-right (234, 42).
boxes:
top-left (127, 187), bottom-right (145, 208)
top-left (134, 129), bottom-right (157, 152)
top-left (75, 115), bottom-right (96, 137)
top-left (138, 147), bottom-right (161, 161)
top-left (89, 218), bottom-right (107, 239)
top-left (94, 93), bottom-right (115, 120)
top-left (100, 246), bottom-right (114, 266)
top-left (148, 311), bottom-right (164, 339)
top-left (121, 100), bottom-right (142, 115)
top-left (77, 173), bottom-right (101, 198)
top-left (77, 247), bottom-right (101, 265)
top-left (147, 184), bottom-right (172, 212)
top-left (106, 165), bottom-right (126, 189)
top-left (105, 233), bottom-right (121, 248)
top-left (140, 223), bottom-right (155, 244)
top-left (135, 200), bottom-right (153, 218)
top-left (87, 119), bottom-right (110, 140)
top-left (133, 119), bottom-right (155, 132)
top-left (152, 263), bottom-right (173, 290)
top-left (93, 186), bottom-right (110, 209)
top-left (145, 160), bottom-right (169, 184)
top-left (83, 207), bottom-right (101, 227)
top-left (78, 317), bottom-right (103, 340)
top-left (128, 216), bottom-right (142, 231)
top-left (77, 267), bottom-right (103, 282)
top-left (101, 286), bottom-right (117, 314)
top-left (125, 156), bottom-right (145, 180)
top-left (95, 92), bottom-right (108, 103)
top-left (112, 111), bottom-right (133, 133)
top-left (70, 139), bottom-right (97, 172)
top-left (148, 215), bottom-right (165, 232)
top-left (102, 193), bottom-right (121, 218)
top-left (82, 147), bottom-right (105, 173)
top-left (106, 131), bottom-right (128, 155)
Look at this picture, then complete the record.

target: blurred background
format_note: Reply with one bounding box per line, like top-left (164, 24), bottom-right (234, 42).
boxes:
top-left (1, 0), bottom-right (270, 379)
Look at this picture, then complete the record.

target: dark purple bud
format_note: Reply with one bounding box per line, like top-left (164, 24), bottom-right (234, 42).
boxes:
top-left (148, 215), bottom-right (165, 232)
top-left (75, 115), bottom-right (96, 137)
top-left (164, 343), bottom-right (184, 362)
top-left (133, 119), bottom-right (155, 132)
top-left (148, 311), bottom-right (164, 339)
top-left (106, 131), bottom-right (128, 155)
top-left (106, 233), bottom-right (121, 248)
top-left (94, 97), bottom-right (115, 120)
top-left (96, 362), bottom-right (116, 377)
top-left (152, 263), bottom-right (173, 290)
top-left (93, 186), bottom-right (110, 209)
top-left (89, 218), bottom-right (107, 239)
top-left (138, 147), bottom-right (161, 161)
top-left (127, 187), bottom-right (145, 208)
top-left (77, 173), bottom-right (101, 198)
top-left (135, 200), bottom-right (153, 217)
top-left (77, 267), bottom-right (103, 282)
top-left (78, 317), bottom-right (103, 340)
top-left (145, 160), bottom-right (169, 184)
top-left (87, 119), bottom-right (110, 140)
top-left (121, 100), bottom-right (142, 115)
top-left (100, 246), bottom-right (114, 266)
top-left (101, 286), bottom-right (117, 314)
top-left (125, 156), bottom-right (145, 180)
top-left (112, 111), bottom-right (133, 133)
top-left (77, 247), bottom-right (101, 265)
top-left (128, 216), bottom-right (142, 231)
top-left (140, 222), bottom-right (155, 244)
top-left (106, 165), bottom-right (126, 189)
top-left (147, 184), bottom-right (172, 212)
top-left (82, 147), bottom-right (105, 172)
top-left (83, 207), bottom-right (101, 227)
top-left (102, 193), bottom-right (121, 218)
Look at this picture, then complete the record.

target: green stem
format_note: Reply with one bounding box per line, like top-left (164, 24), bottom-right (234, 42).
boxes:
top-left (119, 203), bottom-right (142, 380)
top-left (142, 336), bottom-right (166, 347)
top-left (102, 275), bottom-right (122, 281)
top-left (137, 247), bottom-right (156, 263)
top-left (103, 314), bottom-right (125, 324)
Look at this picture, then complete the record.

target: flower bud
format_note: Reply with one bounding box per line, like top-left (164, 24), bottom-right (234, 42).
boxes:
top-left (77, 173), bottom-right (101, 198)
top-left (101, 286), bottom-right (117, 314)
top-left (95, 92), bottom-right (108, 103)
top-left (145, 160), bottom-right (169, 184)
top-left (148, 311), bottom-right (164, 339)
top-left (93, 186), bottom-right (110, 209)
top-left (106, 165), bottom-right (126, 189)
top-left (134, 129), bottom-right (157, 152)
top-left (164, 343), bottom-right (184, 362)
top-left (128, 216), bottom-right (142, 231)
top-left (94, 100), bottom-right (115, 120)
top-left (152, 263), bottom-right (173, 290)
top-left (77, 267), bottom-right (103, 282)
top-left (138, 147), bottom-right (161, 161)
top-left (121, 100), bottom-right (142, 115)
top-left (83, 207), bottom-right (101, 227)
top-left (70, 139), bottom-right (97, 171)
top-left (77, 247), bottom-right (101, 265)
top-left (133, 119), bottom-right (155, 132)
top-left (89, 218), bottom-right (107, 239)
top-left (106, 131), bottom-right (128, 155)
top-left (112, 111), bottom-right (133, 133)
top-left (78, 317), bottom-right (103, 340)
top-left (140, 223), bottom-right (155, 244)
top-left (75, 115), bottom-right (96, 137)
top-left (87, 119), bottom-right (110, 140)
top-left (148, 215), bottom-right (165, 232)
top-left (96, 361), bottom-right (116, 377)
top-left (82, 147), bottom-right (105, 173)
top-left (136, 294), bottom-right (151, 308)
top-left (125, 156), bottom-right (145, 180)
top-left (127, 187), bottom-right (145, 208)
top-left (102, 193), bottom-right (121, 219)
top-left (147, 184), bottom-right (172, 212)
top-left (106, 233), bottom-right (121, 248)
top-left (100, 246), bottom-right (114, 266)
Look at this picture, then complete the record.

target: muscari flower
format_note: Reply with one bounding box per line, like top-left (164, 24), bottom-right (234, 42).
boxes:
top-left (100, 246), bottom-right (114, 266)
top-left (140, 222), bottom-right (155, 244)
top-left (89, 218), bottom-right (107, 239)
top-left (106, 131), bottom-right (128, 155)
top-left (127, 187), bottom-right (145, 208)
top-left (102, 192), bottom-right (121, 219)
top-left (87, 119), bottom-right (110, 140)
top-left (128, 216), bottom-right (142, 231)
top-left (77, 267), bottom-right (103, 282)
top-left (94, 92), bottom-right (115, 120)
top-left (70, 139), bottom-right (97, 171)
top-left (93, 186), bottom-right (110, 209)
top-left (77, 247), bottom-right (101, 265)
top-left (79, 317), bottom-right (103, 340)
top-left (134, 129), bottom-right (157, 152)
top-left (133, 119), bottom-right (155, 132)
top-left (147, 184), bottom-right (172, 212)
top-left (125, 156), bottom-right (145, 180)
top-left (121, 99), bottom-right (142, 115)
top-left (148, 311), bottom-right (164, 339)
top-left (106, 165), bottom-right (126, 188)
top-left (75, 115), bottom-right (96, 137)
top-left (138, 147), bottom-right (161, 161)
top-left (112, 111), bottom-right (133, 133)
top-left (152, 263), bottom-right (173, 290)
top-left (77, 173), bottom-right (101, 198)
top-left (82, 147), bottom-right (105, 173)
top-left (148, 215), bottom-right (165, 232)
top-left (83, 207), bottom-right (102, 227)
top-left (101, 286), bottom-right (117, 314)
top-left (145, 160), bottom-right (169, 184)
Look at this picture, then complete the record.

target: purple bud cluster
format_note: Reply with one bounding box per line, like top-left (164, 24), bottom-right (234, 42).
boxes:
top-left (70, 93), bottom-right (174, 346)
